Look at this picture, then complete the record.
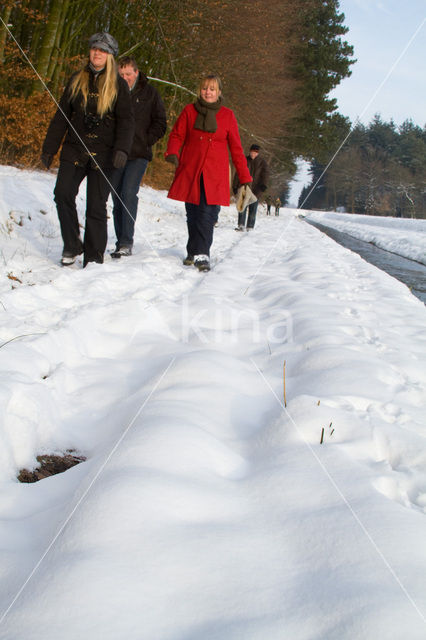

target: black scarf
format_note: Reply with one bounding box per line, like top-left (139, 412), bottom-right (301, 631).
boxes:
top-left (193, 96), bottom-right (223, 132)
top-left (88, 63), bottom-right (105, 77)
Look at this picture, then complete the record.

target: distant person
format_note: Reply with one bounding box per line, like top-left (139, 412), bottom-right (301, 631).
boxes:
top-left (266, 194), bottom-right (273, 215)
top-left (165, 73), bottom-right (252, 272)
top-left (41, 33), bottom-right (134, 266)
top-left (110, 56), bottom-right (167, 258)
top-left (275, 197), bottom-right (281, 216)
top-left (233, 143), bottom-right (269, 231)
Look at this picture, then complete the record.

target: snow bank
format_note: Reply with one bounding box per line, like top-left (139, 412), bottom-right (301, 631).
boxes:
top-left (302, 210), bottom-right (426, 265)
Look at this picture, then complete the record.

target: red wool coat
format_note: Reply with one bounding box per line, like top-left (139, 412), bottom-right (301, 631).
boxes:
top-left (166, 103), bottom-right (252, 206)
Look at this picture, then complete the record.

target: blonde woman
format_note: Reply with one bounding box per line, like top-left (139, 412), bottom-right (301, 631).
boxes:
top-left (41, 33), bottom-right (134, 266)
top-left (165, 74), bottom-right (252, 272)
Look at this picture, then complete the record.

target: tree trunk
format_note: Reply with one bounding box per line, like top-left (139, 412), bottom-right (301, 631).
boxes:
top-left (0, 5), bottom-right (13, 64)
top-left (46, 0), bottom-right (70, 83)
top-left (32, 0), bottom-right (66, 93)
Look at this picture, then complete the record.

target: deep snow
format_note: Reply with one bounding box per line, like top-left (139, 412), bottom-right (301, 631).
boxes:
top-left (0, 165), bottom-right (425, 639)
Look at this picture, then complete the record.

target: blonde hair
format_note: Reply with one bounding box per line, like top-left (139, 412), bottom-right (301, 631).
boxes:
top-left (69, 54), bottom-right (118, 117)
top-left (197, 74), bottom-right (222, 98)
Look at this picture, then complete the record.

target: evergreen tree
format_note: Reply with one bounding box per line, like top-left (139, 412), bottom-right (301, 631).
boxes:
top-left (397, 120), bottom-right (426, 174)
top-left (288, 0), bottom-right (355, 159)
top-left (301, 117), bottom-right (426, 218)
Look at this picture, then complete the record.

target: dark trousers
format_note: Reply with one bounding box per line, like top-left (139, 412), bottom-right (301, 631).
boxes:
top-left (185, 177), bottom-right (220, 257)
top-left (266, 205), bottom-right (271, 215)
top-left (111, 158), bottom-right (148, 249)
top-left (238, 200), bottom-right (259, 229)
top-left (54, 160), bottom-right (112, 265)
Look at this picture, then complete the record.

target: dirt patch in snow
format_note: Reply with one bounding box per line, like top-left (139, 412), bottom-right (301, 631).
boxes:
top-left (18, 451), bottom-right (86, 482)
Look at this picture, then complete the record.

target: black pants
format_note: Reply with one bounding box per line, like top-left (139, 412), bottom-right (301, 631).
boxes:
top-left (238, 200), bottom-right (259, 229)
top-left (111, 157), bottom-right (149, 249)
top-left (185, 177), bottom-right (220, 257)
top-left (54, 160), bottom-right (113, 265)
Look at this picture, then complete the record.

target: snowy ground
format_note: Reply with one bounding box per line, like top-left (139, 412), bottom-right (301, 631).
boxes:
top-left (0, 165), bottom-right (426, 639)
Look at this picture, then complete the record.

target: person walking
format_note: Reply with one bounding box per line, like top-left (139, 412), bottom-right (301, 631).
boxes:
top-left (233, 143), bottom-right (269, 231)
top-left (41, 32), bottom-right (134, 267)
top-left (165, 73), bottom-right (252, 272)
top-left (110, 56), bottom-right (167, 258)
top-left (275, 197), bottom-right (281, 216)
top-left (266, 194), bottom-right (273, 215)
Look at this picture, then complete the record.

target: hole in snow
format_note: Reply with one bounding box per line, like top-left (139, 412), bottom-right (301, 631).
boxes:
top-left (17, 450), bottom-right (86, 483)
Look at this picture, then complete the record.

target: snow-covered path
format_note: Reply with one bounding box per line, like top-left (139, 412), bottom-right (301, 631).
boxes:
top-left (0, 167), bottom-right (426, 639)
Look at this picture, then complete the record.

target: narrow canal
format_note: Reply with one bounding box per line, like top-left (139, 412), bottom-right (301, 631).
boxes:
top-left (306, 220), bottom-right (426, 305)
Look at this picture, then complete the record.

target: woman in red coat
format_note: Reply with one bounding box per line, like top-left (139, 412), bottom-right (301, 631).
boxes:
top-left (165, 74), bottom-right (252, 271)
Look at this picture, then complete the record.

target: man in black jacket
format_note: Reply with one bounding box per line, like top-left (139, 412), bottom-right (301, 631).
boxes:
top-left (233, 144), bottom-right (269, 231)
top-left (111, 57), bottom-right (167, 258)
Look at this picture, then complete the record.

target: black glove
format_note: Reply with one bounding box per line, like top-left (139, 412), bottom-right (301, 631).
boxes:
top-left (112, 150), bottom-right (128, 169)
top-left (41, 153), bottom-right (53, 169)
top-left (259, 184), bottom-right (267, 192)
top-left (166, 154), bottom-right (179, 168)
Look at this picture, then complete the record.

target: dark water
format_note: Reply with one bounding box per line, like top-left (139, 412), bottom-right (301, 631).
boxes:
top-left (306, 220), bottom-right (426, 305)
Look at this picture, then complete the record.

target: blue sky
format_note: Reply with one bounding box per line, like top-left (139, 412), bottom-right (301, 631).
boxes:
top-left (331, 0), bottom-right (426, 128)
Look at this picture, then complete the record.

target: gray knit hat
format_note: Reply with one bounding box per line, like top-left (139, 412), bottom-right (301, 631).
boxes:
top-left (88, 32), bottom-right (119, 57)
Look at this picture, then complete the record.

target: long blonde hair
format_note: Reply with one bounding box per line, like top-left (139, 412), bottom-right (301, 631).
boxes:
top-left (69, 54), bottom-right (118, 117)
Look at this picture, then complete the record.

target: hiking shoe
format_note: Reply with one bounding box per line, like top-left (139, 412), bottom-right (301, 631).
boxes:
top-left (194, 255), bottom-right (210, 272)
top-left (246, 227), bottom-right (254, 232)
top-left (111, 246), bottom-right (132, 259)
top-left (195, 260), bottom-right (210, 272)
top-left (61, 252), bottom-right (78, 266)
top-left (235, 225), bottom-right (244, 231)
top-left (183, 255), bottom-right (194, 265)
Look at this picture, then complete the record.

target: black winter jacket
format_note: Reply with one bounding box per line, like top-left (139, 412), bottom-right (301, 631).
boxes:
top-left (129, 73), bottom-right (167, 161)
top-left (42, 66), bottom-right (134, 169)
top-left (233, 154), bottom-right (269, 198)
